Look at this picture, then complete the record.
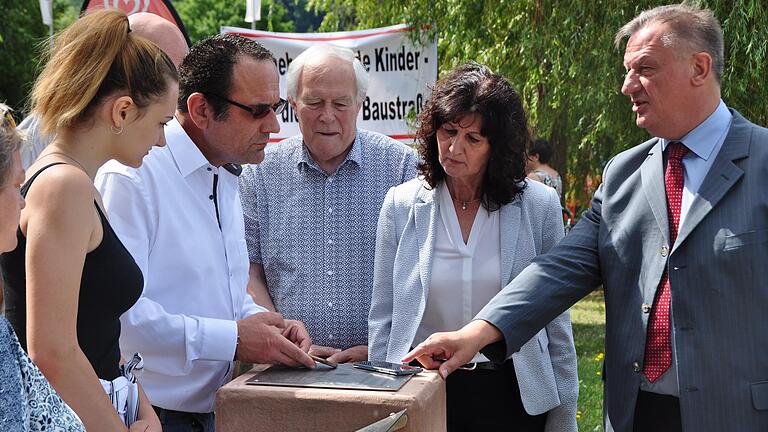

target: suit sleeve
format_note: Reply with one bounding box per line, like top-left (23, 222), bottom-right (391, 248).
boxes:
top-left (368, 187), bottom-right (398, 361)
top-left (96, 171), bottom-right (239, 375)
top-left (477, 162), bottom-right (609, 361)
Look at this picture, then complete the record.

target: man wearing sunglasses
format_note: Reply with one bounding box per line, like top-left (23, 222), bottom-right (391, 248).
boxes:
top-left (239, 44), bottom-right (418, 365)
top-left (96, 35), bottom-right (315, 432)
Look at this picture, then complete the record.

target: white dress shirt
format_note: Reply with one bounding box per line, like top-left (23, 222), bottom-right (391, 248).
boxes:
top-left (413, 184), bottom-right (501, 363)
top-left (95, 118), bottom-right (266, 413)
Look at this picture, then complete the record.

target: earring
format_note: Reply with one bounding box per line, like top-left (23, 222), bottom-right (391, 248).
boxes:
top-left (110, 124), bottom-right (124, 135)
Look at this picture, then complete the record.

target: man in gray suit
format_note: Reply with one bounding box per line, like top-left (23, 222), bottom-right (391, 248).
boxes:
top-left (405, 4), bottom-right (768, 431)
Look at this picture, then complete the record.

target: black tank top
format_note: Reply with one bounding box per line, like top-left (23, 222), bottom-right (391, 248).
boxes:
top-left (1, 163), bottom-right (143, 380)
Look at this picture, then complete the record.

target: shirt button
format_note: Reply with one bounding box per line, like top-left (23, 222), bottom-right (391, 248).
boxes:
top-left (632, 361), bottom-right (641, 372)
top-left (207, 167), bottom-right (212, 171)
top-left (642, 304), bottom-right (651, 313)
top-left (328, 239), bottom-right (334, 245)
top-left (327, 301), bottom-right (333, 307)
top-left (660, 245), bottom-right (669, 257)
top-left (328, 207), bottom-right (333, 214)
top-left (327, 177), bottom-right (333, 183)
top-left (326, 270), bottom-right (334, 276)
top-left (209, 194), bottom-right (214, 200)
top-left (328, 334), bottom-right (334, 340)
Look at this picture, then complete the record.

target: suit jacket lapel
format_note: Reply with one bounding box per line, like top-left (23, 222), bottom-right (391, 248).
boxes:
top-left (641, 139), bottom-right (671, 244)
top-left (500, 201), bottom-right (521, 287)
top-left (414, 186), bottom-right (438, 301)
top-left (676, 112), bottom-right (750, 249)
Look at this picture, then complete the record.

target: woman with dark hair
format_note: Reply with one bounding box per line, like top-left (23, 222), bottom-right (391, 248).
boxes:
top-left (527, 138), bottom-right (563, 197)
top-left (368, 63), bottom-right (578, 432)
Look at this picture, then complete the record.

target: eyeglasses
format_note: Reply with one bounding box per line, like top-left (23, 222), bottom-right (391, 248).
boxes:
top-left (205, 93), bottom-right (287, 119)
top-left (0, 104), bottom-right (16, 129)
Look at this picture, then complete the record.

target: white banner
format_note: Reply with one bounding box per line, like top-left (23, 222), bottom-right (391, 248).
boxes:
top-left (221, 24), bottom-right (438, 143)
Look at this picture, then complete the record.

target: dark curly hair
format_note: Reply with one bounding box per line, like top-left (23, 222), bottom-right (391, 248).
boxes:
top-left (417, 62), bottom-right (529, 211)
top-left (530, 138), bottom-right (553, 164)
top-left (177, 34), bottom-right (275, 120)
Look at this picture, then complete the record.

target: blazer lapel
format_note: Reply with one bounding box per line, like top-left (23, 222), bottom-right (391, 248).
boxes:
top-left (500, 201), bottom-right (521, 287)
top-left (640, 139), bottom-right (671, 244)
top-left (413, 187), bottom-right (438, 301)
top-left (675, 112), bottom-right (750, 249)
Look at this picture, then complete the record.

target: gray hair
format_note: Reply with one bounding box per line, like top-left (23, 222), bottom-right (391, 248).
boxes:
top-left (0, 103), bottom-right (23, 184)
top-left (286, 44), bottom-right (369, 104)
top-left (615, 3), bottom-right (724, 83)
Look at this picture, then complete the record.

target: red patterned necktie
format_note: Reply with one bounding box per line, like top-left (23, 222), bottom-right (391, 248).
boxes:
top-left (643, 141), bottom-right (688, 382)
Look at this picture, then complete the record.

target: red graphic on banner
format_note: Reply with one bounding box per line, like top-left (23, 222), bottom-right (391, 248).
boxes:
top-left (81, 0), bottom-right (190, 45)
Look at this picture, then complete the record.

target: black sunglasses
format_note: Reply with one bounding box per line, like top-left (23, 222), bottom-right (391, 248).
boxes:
top-left (205, 93), bottom-right (287, 119)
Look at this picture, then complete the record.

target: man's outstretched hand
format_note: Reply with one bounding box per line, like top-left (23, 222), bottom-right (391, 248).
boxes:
top-left (402, 320), bottom-right (503, 379)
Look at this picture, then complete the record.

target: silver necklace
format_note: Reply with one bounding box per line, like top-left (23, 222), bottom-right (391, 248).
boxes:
top-left (42, 151), bottom-right (88, 173)
top-left (451, 196), bottom-right (481, 211)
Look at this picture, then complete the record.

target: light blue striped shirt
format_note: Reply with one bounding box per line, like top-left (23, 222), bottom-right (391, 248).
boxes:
top-left (643, 99), bottom-right (732, 396)
top-left (240, 130), bottom-right (419, 349)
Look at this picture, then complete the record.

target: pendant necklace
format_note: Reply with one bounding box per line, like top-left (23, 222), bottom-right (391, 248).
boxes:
top-left (452, 196), bottom-right (480, 211)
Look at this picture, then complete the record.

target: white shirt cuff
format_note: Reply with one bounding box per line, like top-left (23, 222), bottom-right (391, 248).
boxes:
top-left (199, 317), bottom-right (238, 362)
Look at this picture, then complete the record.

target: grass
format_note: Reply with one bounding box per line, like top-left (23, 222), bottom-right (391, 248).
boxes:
top-left (570, 291), bottom-right (606, 432)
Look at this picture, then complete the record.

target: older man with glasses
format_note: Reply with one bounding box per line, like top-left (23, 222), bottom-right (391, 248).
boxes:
top-left (95, 35), bottom-right (315, 432)
top-left (238, 44), bottom-right (418, 364)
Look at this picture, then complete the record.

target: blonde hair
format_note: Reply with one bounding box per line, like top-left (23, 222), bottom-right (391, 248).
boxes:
top-left (0, 103), bottom-right (23, 183)
top-left (31, 9), bottom-right (178, 136)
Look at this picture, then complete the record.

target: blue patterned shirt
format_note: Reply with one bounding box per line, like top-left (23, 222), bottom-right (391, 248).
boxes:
top-left (0, 317), bottom-right (84, 431)
top-left (239, 129), bottom-right (419, 349)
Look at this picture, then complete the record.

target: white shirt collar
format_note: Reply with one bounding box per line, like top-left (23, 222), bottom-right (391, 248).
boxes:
top-left (165, 117), bottom-right (213, 178)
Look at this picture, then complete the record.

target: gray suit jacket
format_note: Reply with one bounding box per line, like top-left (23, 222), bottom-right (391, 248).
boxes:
top-left (477, 111), bottom-right (768, 431)
top-left (369, 178), bottom-right (578, 432)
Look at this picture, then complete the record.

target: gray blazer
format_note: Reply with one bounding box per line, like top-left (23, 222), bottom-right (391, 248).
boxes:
top-left (369, 178), bottom-right (578, 432)
top-left (477, 111), bottom-right (768, 431)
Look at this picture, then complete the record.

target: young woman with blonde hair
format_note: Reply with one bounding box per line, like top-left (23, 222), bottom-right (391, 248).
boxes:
top-left (0, 104), bottom-right (84, 431)
top-left (1, 9), bottom-right (178, 431)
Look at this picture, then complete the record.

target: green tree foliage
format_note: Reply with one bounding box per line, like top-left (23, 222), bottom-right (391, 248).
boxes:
top-left (175, 0), bottom-right (294, 44)
top-left (1, 0), bottom-right (104, 115)
top-left (308, 0), bottom-right (768, 206)
top-left (286, 0), bottom-right (324, 32)
top-left (1, 0), bottom-right (48, 114)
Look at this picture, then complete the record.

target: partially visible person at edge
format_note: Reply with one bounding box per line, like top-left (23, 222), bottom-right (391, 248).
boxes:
top-left (526, 138), bottom-right (563, 197)
top-left (239, 44), bottom-right (418, 364)
top-left (0, 103), bottom-right (84, 431)
top-left (368, 63), bottom-right (577, 432)
top-left (405, 4), bottom-right (768, 432)
top-left (95, 34), bottom-right (315, 432)
top-left (16, 12), bottom-right (189, 170)
top-left (0, 9), bottom-right (179, 431)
